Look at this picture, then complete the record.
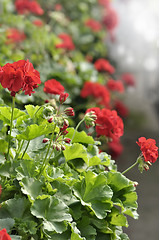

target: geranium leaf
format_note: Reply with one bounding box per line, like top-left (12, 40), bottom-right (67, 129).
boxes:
top-left (66, 128), bottom-right (94, 144)
top-left (16, 123), bottom-right (55, 140)
top-left (0, 107), bottom-right (26, 124)
top-left (73, 171), bottom-right (113, 219)
top-left (25, 105), bottom-right (43, 118)
top-left (0, 139), bottom-right (8, 153)
top-left (70, 222), bottom-right (85, 240)
top-left (110, 208), bottom-right (128, 227)
top-left (31, 196), bottom-right (72, 233)
top-left (16, 159), bottom-right (38, 180)
top-left (63, 143), bottom-right (88, 164)
top-left (20, 177), bottom-right (43, 200)
top-left (0, 218), bottom-right (15, 232)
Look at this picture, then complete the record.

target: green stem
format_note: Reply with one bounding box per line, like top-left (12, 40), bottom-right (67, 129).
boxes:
top-left (122, 158), bottom-right (139, 175)
top-left (6, 97), bottom-right (15, 161)
top-left (21, 141), bottom-right (30, 160)
top-left (71, 118), bottom-right (85, 142)
top-left (38, 124), bottom-right (56, 179)
top-left (14, 140), bottom-right (25, 161)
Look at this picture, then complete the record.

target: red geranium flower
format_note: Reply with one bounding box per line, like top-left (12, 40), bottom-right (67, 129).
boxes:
top-left (0, 60), bottom-right (41, 96)
top-left (106, 79), bottom-right (124, 93)
top-left (108, 138), bottom-right (123, 159)
top-left (114, 100), bottom-right (129, 118)
top-left (85, 19), bottom-right (102, 32)
top-left (98, 0), bottom-right (110, 8)
top-left (6, 28), bottom-right (26, 44)
top-left (15, 0), bottom-right (44, 15)
top-left (80, 81), bottom-right (110, 108)
top-left (102, 8), bottom-right (118, 31)
top-left (94, 58), bottom-right (115, 74)
top-left (44, 79), bottom-right (65, 95)
top-left (136, 137), bottom-right (158, 163)
top-left (0, 228), bottom-right (11, 240)
top-left (55, 33), bottom-right (75, 51)
top-left (54, 4), bottom-right (62, 11)
top-left (86, 107), bottom-right (124, 140)
top-left (121, 73), bottom-right (135, 86)
top-left (32, 19), bottom-right (43, 27)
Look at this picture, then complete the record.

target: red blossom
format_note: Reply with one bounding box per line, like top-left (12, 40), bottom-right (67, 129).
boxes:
top-left (114, 100), bottom-right (129, 118)
top-left (54, 4), bottom-right (62, 11)
top-left (44, 79), bottom-right (65, 95)
top-left (86, 107), bottom-right (124, 140)
top-left (121, 73), bottom-right (135, 86)
top-left (0, 185), bottom-right (2, 196)
top-left (6, 28), bottom-right (26, 44)
top-left (102, 8), bottom-right (118, 31)
top-left (85, 19), bottom-right (102, 32)
top-left (64, 138), bottom-right (71, 144)
top-left (0, 229), bottom-right (11, 240)
top-left (55, 33), bottom-right (75, 51)
top-left (80, 81), bottom-right (110, 108)
top-left (32, 19), bottom-right (43, 27)
top-left (98, 0), bottom-right (111, 8)
top-left (108, 138), bottom-right (123, 159)
top-left (15, 0), bottom-right (44, 15)
top-left (94, 58), bottom-right (115, 74)
top-left (136, 137), bottom-right (158, 163)
top-left (0, 59), bottom-right (41, 96)
top-left (106, 79), bottom-right (124, 93)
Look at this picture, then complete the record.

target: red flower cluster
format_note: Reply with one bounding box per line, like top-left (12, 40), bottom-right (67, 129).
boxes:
top-left (86, 107), bottom-right (124, 140)
top-left (44, 79), bottom-right (65, 95)
top-left (0, 228), bottom-right (11, 240)
top-left (54, 4), bottom-right (62, 11)
top-left (121, 73), bottom-right (135, 87)
top-left (6, 28), bottom-right (26, 44)
top-left (32, 19), bottom-right (43, 27)
top-left (80, 81), bottom-right (110, 108)
top-left (106, 79), bottom-right (124, 93)
top-left (55, 33), bottom-right (75, 51)
top-left (136, 137), bottom-right (158, 163)
top-left (85, 19), bottom-right (102, 32)
top-left (114, 100), bottom-right (129, 118)
top-left (94, 58), bottom-right (115, 74)
top-left (15, 0), bottom-right (44, 15)
top-left (0, 60), bottom-right (41, 96)
top-left (102, 8), bottom-right (118, 31)
top-left (108, 138), bottom-right (123, 159)
top-left (98, 0), bottom-right (110, 7)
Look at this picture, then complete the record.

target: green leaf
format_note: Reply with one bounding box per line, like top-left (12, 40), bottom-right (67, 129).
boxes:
top-left (77, 216), bottom-right (96, 240)
top-left (0, 107), bottom-right (26, 124)
top-left (51, 181), bottom-right (77, 206)
top-left (0, 139), bottom-right (8, 153)
top-left (16, 159), bottom-right (38, 180)
top-left (105, 172), bottom-right (130, 192)
top-left (70, 222), bottom-right (85, 240)
top-left (31, 196), bottom-right (72, 233)
top-left (63, 143), bottom-right (88, 164)
top-left (20, 177), bottom-right (43, 200)
top-left (0, 218), bottom-right (15, 232)
top-left (25, 105), bottom-right (43, 118)
top-left (3, 197), bottom-right (30, 219)
top-left (10, 236), bottom-right (22, 240)
top-left (16, 123), bottom-right (55, 140)
top-left (66, 128), bottom-right (94, 144)
top-left (73, 171), bottom-right (113, 219)
top-left (110, 208), bottom-right (128, 227)
top-left (44, 166), bottom-right (64, 182)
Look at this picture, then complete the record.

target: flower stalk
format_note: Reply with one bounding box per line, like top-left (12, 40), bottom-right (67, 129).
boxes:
top-left (122, 157), bottom-right (140, 175)
top-left (6, 96), bottom-right (15, 161)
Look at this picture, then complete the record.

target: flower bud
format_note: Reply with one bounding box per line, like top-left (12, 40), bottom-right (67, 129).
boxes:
top-left (64, 138), bottom-right (71, 144)
top-left (64, 107), bottom-right (75, 116)
top-left (84, 111), bottom-right (97, 128)
top-left (45, 99), bottom-right (49, 103)
top-left (61, 145), bottom-right (66, 150)
top-left (56, 143), bottom-right (61, 151)
top-left (48, 117), bottom-right (53, 123)
top-left (42, 138), bottom-right (49, 143)
top-left (59, 93), bottom-right (69, 104)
